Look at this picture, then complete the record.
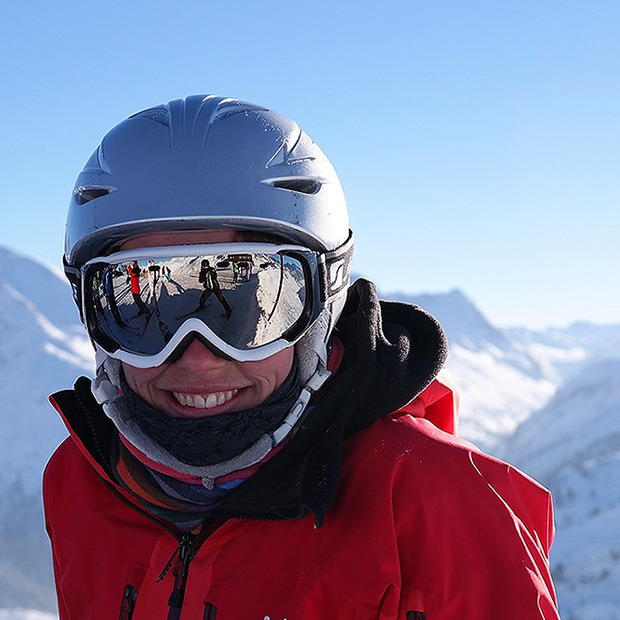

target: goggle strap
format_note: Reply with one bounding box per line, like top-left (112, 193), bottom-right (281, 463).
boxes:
top-left (91, 348), bottom-right (119, 405)
top-left (272, 365), bottom-right (332, 445)
top-left (92, 368), bottom-right (117, 406)
top-left (319, 232), bottom-right (354, 303)
top-left (63, 257), bottom-right (84, 320)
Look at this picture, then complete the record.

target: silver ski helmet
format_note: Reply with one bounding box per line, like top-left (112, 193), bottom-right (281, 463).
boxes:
top-left (66, 94), bottom-right (350, 268)
top-left (64, 94), bottom-right (353, 371)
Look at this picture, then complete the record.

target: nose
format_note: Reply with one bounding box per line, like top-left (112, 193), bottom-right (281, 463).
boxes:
top-left (174, 337), bottom-right (230, 371)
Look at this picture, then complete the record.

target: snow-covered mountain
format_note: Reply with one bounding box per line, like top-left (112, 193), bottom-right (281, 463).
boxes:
top-left (0, 253), bottom-right (617, 617)
top-left (495, 359), bottom-right (620, 619)
top-left (0, 605), bottom-right (56, 620)
top-left (0, 247), bottom-right (93, 613)
top-left (383, 286), bottom-right (616, 450)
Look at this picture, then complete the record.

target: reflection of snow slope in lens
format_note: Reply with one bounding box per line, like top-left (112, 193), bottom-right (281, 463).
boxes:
top-left (96, 254), bottom-right (306, 352)
top-left (94, 260), bottom-right (201, 354)
top-left (250, 259), bottom-right (306, 346)
top-left (164, 253), bottom-right (306, 348)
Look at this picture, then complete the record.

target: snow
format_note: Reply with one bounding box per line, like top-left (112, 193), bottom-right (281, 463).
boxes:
top-left (386, 286), bottom-right (578, 449)
top-left (1, 251), bottom-right (618, 616)
top-left (446, 343), bottom-right (555, 444)
top-left (0, 246), bottom-right (93, 613)
top-left (493, 359), bottom-right (620, 618)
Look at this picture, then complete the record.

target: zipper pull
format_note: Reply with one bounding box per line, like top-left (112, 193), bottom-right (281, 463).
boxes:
top-left (172, 535), bottom-right (193, 581)
top-left (167, 535), bottom-right (195, 615)
top-left (119, 584), bottom-right (138, 620)
top-left (156, 533), bottom-right (194, 582)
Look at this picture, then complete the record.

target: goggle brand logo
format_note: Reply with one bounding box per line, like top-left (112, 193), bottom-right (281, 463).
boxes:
top-left (330, 258), bottom-right (347, 290)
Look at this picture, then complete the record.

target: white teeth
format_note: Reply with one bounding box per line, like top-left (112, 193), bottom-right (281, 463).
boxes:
top-left (172, 389), bottom-right (238, 409)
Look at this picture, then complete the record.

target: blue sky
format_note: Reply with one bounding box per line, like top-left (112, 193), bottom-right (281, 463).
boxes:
top-left (1, 1), bottom-right (618, 329)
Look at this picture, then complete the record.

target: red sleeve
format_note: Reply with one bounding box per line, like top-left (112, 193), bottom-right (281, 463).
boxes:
top-left (391, 418), bottom-right (560, 619)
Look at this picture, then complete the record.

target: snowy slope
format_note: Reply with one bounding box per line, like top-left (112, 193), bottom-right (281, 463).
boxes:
top-left (0, 247), bottom-right (93, 489)
top-left (496, 359), bottom-right (620, 619)
top-left (0, 247), bottom-right (93, 612)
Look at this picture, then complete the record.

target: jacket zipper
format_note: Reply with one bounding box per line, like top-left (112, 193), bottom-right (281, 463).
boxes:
top-left (119, 584), bottom-right (138, 620)
top-left (156, 534), bottom-right (194, 620)
top-left (155, 520), bottom-right (226, 620)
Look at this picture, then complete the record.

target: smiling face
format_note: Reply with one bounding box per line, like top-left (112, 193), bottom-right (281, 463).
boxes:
top-left (120, 230), bottom-right (295, 419)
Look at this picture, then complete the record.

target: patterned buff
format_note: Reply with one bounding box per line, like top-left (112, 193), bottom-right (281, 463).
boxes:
top-left (111, 361), bottom-right (302, 530)
top-left (111, 437), bottom-right (286, 531)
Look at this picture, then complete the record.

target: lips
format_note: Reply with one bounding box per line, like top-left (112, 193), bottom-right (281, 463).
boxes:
top-left (172, 389), bottom-right (239, 409)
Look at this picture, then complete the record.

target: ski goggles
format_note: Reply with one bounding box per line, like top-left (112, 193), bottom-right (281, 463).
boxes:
top-left (79, 239), bottom-right (352, 367)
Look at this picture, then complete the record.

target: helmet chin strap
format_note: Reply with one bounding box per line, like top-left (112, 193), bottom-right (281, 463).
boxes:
top-left (91, 340), bottom-right (331, 489)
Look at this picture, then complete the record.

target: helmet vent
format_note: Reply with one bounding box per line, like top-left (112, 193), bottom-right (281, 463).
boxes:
top-left (74, 186), bottom-right (113, 205)
top-left (268, 177), bottom-right (322, 195)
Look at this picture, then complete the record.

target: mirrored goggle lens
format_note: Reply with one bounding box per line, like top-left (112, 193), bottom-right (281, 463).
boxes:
top-left (83, 247), bottom-right (317, 359)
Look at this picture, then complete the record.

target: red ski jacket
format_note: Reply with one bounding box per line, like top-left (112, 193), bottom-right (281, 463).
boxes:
top-left (44, 375), bottom-right (559, 619)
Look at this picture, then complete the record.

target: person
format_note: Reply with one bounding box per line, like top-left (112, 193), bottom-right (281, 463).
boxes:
top-left (127, 260), bottom-right (150, 314)
top-left (163, 265), bottom-right (172, 282)
top-left (44, 95), bottom-right (560, 619)
top-left (197, 258), bottom-right (232, 317)
top-left (147, 259), bottom-right (161, 302)
top-left (101, 265), bottom-right (123, 325)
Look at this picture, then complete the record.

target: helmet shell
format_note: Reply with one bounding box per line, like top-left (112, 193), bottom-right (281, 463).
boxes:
top-left (65, 95), bottom-right (349, 268)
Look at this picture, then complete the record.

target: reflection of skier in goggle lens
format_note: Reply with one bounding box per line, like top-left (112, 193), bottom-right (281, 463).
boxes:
top-left (63, 94), bottom-right (354, 477)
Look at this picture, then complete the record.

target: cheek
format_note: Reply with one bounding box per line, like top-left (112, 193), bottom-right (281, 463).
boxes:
top-left (122, 363), bottom-right (162, 401)
top-left (277, 348), bottom-right (296, 383)
top-left (248, 348), bottom-right (295, 390)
